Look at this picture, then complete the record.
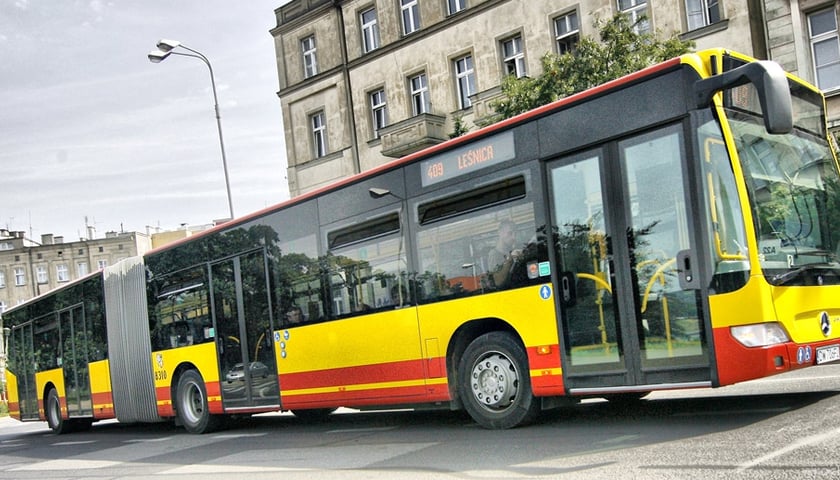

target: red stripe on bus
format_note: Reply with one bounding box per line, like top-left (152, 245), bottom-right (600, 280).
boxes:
top-left (280, 384), bottom-right (443, 410)
top-left (9, 402), bottom-right (20, 420)
top-left (279, 358), bottom-right (427, 390)
top-left (91, 391), bottom-right (116, 420)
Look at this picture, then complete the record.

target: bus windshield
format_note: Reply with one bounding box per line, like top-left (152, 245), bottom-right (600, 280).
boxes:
top-left (725, 84), bottom-right (840, 285)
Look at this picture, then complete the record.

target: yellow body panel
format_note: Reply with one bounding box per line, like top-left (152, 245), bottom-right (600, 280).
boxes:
top-left (6, 371), bottom-right (19, 419)
top-left (152, 342), bottom-right (220, 409)
top-left (771, 283), bottom-right (840, 343)
top-left (34, 368), bottom-right (65, 419)
top-left (277, 307), bottom-right (422, 374)
top-left (88, 359), bottom-right (114, 416)
top-left (416, 284), bottom-right (560, 352)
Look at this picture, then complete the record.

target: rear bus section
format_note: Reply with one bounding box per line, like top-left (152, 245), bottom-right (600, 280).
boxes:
top-left (4, 272), bottom-right (111, 433)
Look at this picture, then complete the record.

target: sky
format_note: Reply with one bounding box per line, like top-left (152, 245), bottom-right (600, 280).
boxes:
top-left (1, 0), bottom-right (292, 241)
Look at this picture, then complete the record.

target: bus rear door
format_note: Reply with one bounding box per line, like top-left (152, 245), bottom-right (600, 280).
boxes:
top-left (59, 304), bottom-right (92, 417)
top-left (548, 124), bottom-right (712, 395)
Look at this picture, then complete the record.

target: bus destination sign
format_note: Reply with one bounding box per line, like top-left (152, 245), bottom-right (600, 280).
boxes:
top-left (420, 130), bottom-right (515, 187)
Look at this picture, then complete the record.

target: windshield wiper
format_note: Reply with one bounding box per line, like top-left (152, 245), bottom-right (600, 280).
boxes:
top-left (769, 262), bottom-right (838, 286)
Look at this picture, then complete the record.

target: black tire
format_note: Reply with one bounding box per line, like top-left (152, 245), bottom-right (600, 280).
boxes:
top-left (458, 332), bottom-right (540, 429)
top-left (292, 408), bottom-right (337, 422)
top-left (176, 370), bottom-right (221, 434)
top-left (46, 388), bottom-right (68, 434)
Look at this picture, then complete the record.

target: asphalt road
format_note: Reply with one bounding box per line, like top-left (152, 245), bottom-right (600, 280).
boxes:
top-left (1, 364), bottom-right (839, 479)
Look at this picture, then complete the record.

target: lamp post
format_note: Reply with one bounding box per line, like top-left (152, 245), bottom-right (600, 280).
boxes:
top-left (148, 39), bottom-right (235, 220)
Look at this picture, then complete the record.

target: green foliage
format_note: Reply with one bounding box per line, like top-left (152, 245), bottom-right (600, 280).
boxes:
top-left (492, 14), bottom-right (694, 119)
top-left (0, 400), bottom-right (7, 416)
top-left (449, 114), bottom-right (470, 139)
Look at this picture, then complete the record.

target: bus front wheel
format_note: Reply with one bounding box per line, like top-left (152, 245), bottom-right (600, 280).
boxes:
top-left (176, 370), bottom-right (221, 434)
top-left (46, 388), bottom-right (68, 434)
top-left (458, 332), bottom-right (540, 429)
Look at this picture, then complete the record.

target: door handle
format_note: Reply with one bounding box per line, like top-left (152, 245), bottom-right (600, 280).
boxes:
top-left (676, 249), bottom-right (700, 290)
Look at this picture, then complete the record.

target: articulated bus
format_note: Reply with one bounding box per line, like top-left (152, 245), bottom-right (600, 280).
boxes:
top-left (5, 49), bottom-right (840, 433)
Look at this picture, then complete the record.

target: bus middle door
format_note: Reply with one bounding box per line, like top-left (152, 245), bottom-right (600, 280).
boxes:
top-left (210, 249), bottom-right (280, 411)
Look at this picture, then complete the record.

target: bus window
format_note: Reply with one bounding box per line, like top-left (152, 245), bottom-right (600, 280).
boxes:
top-left (34, 314), bottom-right (60, 371)
top-left (327, 213), bottom-right (408, 316)
top-left (697, 115), bottom-right (750, 293)
top-left (416, 178), bottom-right (535, 302)
top-left (275, 234), bottom-right (325, 325)
top-left (149, 268), bottom-right (212, 351)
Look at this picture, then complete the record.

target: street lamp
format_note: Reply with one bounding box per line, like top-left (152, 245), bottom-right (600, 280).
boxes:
top-left (148, 39), bottom-right (235, 220)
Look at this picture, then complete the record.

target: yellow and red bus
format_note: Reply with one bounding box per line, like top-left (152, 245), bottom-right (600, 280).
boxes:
top-left (5, 49), bottom-right (840, 433)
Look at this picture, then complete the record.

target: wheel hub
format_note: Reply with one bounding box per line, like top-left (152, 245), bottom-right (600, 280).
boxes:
top-left (470, 352), bottom-right (518, 410)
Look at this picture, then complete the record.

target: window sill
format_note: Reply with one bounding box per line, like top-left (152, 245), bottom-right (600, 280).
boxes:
top-left (680, 19), bottom-right (729, 41)
top-left (823, 87), bottom-right (840, 98)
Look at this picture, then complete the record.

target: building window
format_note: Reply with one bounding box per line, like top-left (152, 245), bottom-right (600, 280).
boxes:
top-left (370, 89), bottom-right (388, 138)
top-left (360, 8), bottom-right (381, 53)
top-left (301, 35), bottom-right (318, 79)
top-left (311, 111), bottom-right (328, 158)
top-left (555, 11), bottom-right (580, 54)
top-left (77, 261), bottom-right (89, 277)
top-left (98, 259), bottom-right (108, 270)
top-left (809, 8), bottom-right (840, 92)
top-left (57, 264), bottom-right (69, 282)
top-left (36, 266), bottom-right (48, 284)
top-left (0, 301), bottom-right (5, 313)
top-left (0, 242), bottom-right (12, 250)
top-left (447, 0), bottom-right (466, 15)
top-left (0, 270), bottom-right (5, 288)
top-left (14, 267), bottom-right (25, 285)
top-left (618, 0), bottom-right (649, 34)
top-left (685, 0), bottom-right (720, 31)
top-left (401, 0), bottom-right (421, 36)
top-left (410, 72), bottom-right (431, 115)
top-left (454, 54), bottom-right (476, 109)
top-left (502, 35), bottom-right (527, 78)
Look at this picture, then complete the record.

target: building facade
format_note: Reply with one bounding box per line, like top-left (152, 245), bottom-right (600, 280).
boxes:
top-left (271, 0), bottom-right (840, 197)
top-left (0, 229), bottom-right (152, 313)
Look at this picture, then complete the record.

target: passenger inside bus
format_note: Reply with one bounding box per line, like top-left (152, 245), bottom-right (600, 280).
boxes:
top-left (488, 220), bottom-right (522, 288)
top-left (285, 305), bottom-right (306, 325)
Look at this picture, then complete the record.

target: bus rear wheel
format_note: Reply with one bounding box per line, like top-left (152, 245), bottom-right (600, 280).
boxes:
top-left (458, 332), bottom-right (540, 429)
top-left (176, 370), bottom-right (221, 434)
top-left (46, 388), bottom-right (68, 434)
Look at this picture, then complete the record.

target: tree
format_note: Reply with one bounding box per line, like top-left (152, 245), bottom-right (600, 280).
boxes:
top-left (492, 14), bottom-right (694, 119)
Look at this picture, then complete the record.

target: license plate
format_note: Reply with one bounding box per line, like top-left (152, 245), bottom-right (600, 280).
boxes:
top-left (816, 345), bottom-right (840, 365)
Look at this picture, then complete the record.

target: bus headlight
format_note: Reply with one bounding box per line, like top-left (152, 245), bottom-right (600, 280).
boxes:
top-left (731, 323), bottom-right (790, 347)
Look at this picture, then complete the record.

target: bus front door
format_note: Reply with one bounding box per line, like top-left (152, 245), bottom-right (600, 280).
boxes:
top-left (211, 250), bottom-right (280, 411)
top-left (548, 124), bottom-right (711, 395)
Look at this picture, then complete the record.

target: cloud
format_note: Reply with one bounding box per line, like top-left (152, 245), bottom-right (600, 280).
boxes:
top-left (2, 1), bottom-right (288, 238)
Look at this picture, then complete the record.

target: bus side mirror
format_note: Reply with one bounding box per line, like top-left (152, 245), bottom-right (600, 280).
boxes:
top-left (694, 60), bottom-right (793, 135)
